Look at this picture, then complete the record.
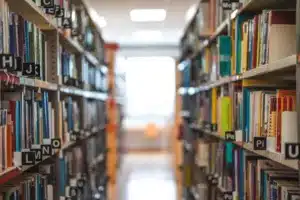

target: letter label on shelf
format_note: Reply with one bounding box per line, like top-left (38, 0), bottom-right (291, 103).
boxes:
top-left (285, 143), bottom-right (300, 159)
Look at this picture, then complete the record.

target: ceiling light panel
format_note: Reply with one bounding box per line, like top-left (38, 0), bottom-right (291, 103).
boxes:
top-left (130, 9), bottom-right (166, 22)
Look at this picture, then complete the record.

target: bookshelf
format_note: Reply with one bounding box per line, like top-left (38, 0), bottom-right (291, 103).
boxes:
top-left (0, 0), bottom-right (123, 200)
top-left (178, 0), bottom-right (300, 199)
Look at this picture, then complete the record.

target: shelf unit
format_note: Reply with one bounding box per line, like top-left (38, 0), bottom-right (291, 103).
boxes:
top-left (0, 0), bottom-right (123, 200)
top-left (177, 0), bottom-right (300, 199)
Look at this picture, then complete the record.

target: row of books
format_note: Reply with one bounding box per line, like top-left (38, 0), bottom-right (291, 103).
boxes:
top-left (0, 0), bottom-right (106, 87)
top-left (32, 0), bottom-right (105, 62)
top-left (82, 58), bottom-right (108, 92)
top-left (0, 1), bottom-right (47, 80)
top-left (196, 83), bottom-right (297, 154)
top-left (48, 0), bottom-right (106, 63)
top-left (0, 129), bottom-right (107, 200)
top-left (199, 10), bottom-right (296, 82)
top-left (0, 173), bottom-right (56, 200)
top-left (195, 140), bottom-right (300, 200)
top-left (0, 88), bottom-right (107, 171)
top-left (83, 99), bottom-right (106, 131)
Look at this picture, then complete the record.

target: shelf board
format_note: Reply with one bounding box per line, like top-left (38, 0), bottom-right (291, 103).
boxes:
top-left (60, 86), bottom-right (108, 100)
top-left (59, 34), bottom-right (84, 54)
top-left (83, 91), bottom-right (107, 101)
top-left (191, 124), bottom-right (298, 170)
top-left (20, 78), bottom-right (58, 91)
top-left (7, 0), bottom-right (57, 30)
top-left (84, 52), bottom-right (100, 66)
top-left (242, 55), bottom-right (296, 79)
top-left (196, 55), bottom-right (296, 92)
top-left (59, 34), bottom-right (101, 67)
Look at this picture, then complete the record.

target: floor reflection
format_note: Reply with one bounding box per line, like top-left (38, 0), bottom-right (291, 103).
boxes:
top-left (118, 153), bottom-right (176, 200)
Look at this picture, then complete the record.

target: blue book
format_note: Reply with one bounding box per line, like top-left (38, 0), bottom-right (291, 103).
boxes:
top-left (242, 88), bottom-right (250, 142)
top-left (35, 175), bottom-right (41, 200)
top-left (59, 158), bottom-right (66, 195)
top-left (45, 92), bottom-right (49, 138)
top-left (42, 92), bottom-right (49, 138)
top-left (9, 13), bottom-right (16, 55)
top-left (67, 97), bottom-right (73, 131)
top-left (24, 21), bottom-right (30, 62)
top-left (35, 103), bottom-right (40, 144)
top-left (238, 149), bottom-right (245, 200)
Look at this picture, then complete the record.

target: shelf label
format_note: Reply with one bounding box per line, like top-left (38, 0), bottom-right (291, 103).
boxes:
top-left (0, 54), bottom-right (15, 70)
top-left (211, 124), bottom-right (218, 132)
top-left (23, 63), bottom-right (40, 77)
top-left (31, 148), bottom-right (42, 162)
top-left (225, 131), bottom-right (235, 141)
top-left (77, 179), bottom-right (85, 188)
top-left (69, 187), bottom-right (78, 197)
top-left (253, 137), bottom-right (267, 150)
top-left (41, 144), bottom-right (52, 156)
top-left (223, 192), bottom-right (233, 200)
top-left (70, 130), bottom-right (80, 141)
top-left (55, 5), bottom-right (64, 18)
top-left (204, 122), bottom-right (211, 130)
top-left (22, 151), bottom-right (35, 165)
top-left (207, 174), bottom-right (218, 185)
top-left (45, 7), bottom-right (56, 15)
top-left (42, 0), bottom-right (54, 8)
top-left (285, 143), bottom-right (300, 159)
top-left (222, 1), bottom-right (232, 10)
top-left (51, 138), bottom-right (61, 149)
top-left (62, 18), bottom-right (72, 29)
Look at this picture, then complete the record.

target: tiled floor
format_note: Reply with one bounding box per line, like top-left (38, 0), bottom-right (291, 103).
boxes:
top-left (118, 153), bottom-right (176, 200)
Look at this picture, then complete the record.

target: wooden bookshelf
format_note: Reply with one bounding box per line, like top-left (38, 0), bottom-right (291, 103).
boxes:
top-left (0, 0), bottom-right (122, 199)
top-left (178, 0), bottom-right (300, 199)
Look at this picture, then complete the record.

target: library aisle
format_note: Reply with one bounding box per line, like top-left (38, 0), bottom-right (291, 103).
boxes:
top-left (117, 153), bottom-right (176, 200)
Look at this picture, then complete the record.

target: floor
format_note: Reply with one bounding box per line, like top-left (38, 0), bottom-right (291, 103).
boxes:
top-left (118, 153), bottom-right (177, 200)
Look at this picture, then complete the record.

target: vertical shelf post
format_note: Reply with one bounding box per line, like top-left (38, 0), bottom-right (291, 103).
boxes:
top-left (105, 43), bottom-right (119, 200)
top-left (296, 0), bottom-right (300, 182)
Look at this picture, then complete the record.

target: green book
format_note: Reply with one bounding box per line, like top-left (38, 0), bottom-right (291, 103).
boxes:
top-left (218, 35), bottom-right (231, 77)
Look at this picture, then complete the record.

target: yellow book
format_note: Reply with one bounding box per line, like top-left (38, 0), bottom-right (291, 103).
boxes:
top-left (231, 19), bottom-right (236, 75)
top-left (242, 79), bottom-right (283, 87)
top-left (220, 96), bottom-right (232, 137)
top-left (217, 97), bottom-right (222, 134)
top-left (241, 22), bottom-right (249, 73)
top-left (211, 88), bottom-right (217, 125)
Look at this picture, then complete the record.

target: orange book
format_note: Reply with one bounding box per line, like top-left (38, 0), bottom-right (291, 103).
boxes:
top-left (276, 90), bottom-right (296, 153)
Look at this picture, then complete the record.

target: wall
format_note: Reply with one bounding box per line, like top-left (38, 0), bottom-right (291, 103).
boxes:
top-left (117, 44), bottom-right (178, 152)
top-left (118, 44), bottom-right (179, 58)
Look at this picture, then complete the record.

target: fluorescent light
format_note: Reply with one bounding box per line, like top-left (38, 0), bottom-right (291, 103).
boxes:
top-left (130, 9), bottom-right (166, 22)
top-left (185, 4), bottom-right (197, 22)
top-left (132, 30), bottom-right (162, 40)
top-left (90, 9), bottom-right (107, 28)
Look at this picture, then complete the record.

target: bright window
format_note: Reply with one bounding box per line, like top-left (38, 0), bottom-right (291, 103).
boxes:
top-left (120, 56), bottom-right (176, 128)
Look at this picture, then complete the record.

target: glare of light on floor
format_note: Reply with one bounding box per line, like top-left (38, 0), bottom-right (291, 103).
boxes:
top-left (127, 177), bottom-right (176, 200)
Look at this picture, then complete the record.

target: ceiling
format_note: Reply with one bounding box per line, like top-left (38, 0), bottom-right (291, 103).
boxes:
top-left (86, 0), bottom-right (198, 46)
